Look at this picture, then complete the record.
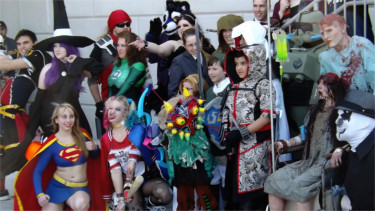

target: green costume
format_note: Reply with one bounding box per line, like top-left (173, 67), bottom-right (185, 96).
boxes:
top-left (108, 59), bottom-right (146, 103)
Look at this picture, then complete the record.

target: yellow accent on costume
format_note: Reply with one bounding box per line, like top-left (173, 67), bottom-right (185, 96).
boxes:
top-left (0, 104), bottom-right (25, 119)
top-left (164, 101), bottom-right (174, 114)
top-left (183, 87), bottom-right (191, 98)
top-left (53, 173), bottom-right (88, 187)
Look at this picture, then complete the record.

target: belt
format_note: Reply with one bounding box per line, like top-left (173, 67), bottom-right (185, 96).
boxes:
top-left (0, 143), bottom-right (20, 151)
top-left (53, 173), bottom-right (88, 188)
top-left (0, 105), bottom-right (25, 119)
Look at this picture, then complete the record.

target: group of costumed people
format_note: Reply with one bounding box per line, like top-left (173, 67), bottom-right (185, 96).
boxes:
top-left (8, 0), bottom-right (171, 210)
top-left (1, 0), bottom-right (375, 211)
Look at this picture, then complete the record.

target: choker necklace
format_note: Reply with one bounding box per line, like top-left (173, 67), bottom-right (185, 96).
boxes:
top-left (112, 123), bottom-right (123, 129)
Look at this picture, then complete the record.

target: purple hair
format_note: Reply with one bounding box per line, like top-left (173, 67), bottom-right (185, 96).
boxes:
top-left (45, 43), bottom-right (84, 94)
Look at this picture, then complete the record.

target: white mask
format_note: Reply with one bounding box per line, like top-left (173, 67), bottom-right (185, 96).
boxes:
top-left (336, 110), bottom-right (375, 152)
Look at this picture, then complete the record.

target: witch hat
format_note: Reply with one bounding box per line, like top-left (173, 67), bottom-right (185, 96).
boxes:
top-left (33, 0), bottom-right (94, 51)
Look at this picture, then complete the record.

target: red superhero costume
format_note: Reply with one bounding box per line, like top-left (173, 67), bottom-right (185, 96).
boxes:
top-left (14, 129), bottom-right (107, 211)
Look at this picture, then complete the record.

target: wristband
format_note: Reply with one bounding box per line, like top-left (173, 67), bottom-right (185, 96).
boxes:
top-left (144, 40), bottom-right (149, 49)
top-left (116, 196), bottom-right (124, 201)
top-left (239, 126), bottom-right (251, 140)
top-left (123, 182), bottom-right (131, 199)
top-left (294, 136), bottom-right (302, 145)
top-left (334, 148), bottom-right (342, 154)
top-left (36, 193), bottom-right (45, 198)
top-left (280, 140), bottom-right (288, 151)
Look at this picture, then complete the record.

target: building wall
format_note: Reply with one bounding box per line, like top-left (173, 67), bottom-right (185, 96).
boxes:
top-left (0, 0), bottom-right (276, 139)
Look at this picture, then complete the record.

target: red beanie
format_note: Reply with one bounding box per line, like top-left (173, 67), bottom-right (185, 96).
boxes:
top-left (107, 10), bottom-right (132, 30)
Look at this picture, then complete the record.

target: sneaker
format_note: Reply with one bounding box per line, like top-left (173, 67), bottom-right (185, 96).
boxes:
top-left (0, 189), bottom-right (9, 201)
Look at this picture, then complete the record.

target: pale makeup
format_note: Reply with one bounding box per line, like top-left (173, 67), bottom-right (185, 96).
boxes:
top-left (107, 100), bottom-right (127, 124)
top-left (320, 21), bottom-right (347, 51)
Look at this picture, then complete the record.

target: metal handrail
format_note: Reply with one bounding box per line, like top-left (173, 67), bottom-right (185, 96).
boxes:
top-left (280, 0), bottom-right (322, 30)
top-left (280, 0), bottom-right (374, 43)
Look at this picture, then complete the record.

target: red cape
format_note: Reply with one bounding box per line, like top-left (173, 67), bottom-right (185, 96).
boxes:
top-left (14, 129), bottom-right (108, 211)
top-left (98, 63), bottom-right (113, 102)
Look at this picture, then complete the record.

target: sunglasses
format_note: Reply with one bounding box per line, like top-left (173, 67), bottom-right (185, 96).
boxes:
top-left (116, 22), bottom-right (131, 28)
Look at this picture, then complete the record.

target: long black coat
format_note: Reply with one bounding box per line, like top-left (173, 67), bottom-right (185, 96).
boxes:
top-left (345, 129), bottom-right (374, 210)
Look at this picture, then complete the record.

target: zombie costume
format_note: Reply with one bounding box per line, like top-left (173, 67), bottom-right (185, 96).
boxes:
top-left (162, 91), bottom-right (218, 210)
top-left (220, 46), bottom-right (275, 204)
top-left (14, 129), bottom-right (106, 210)
top-left (319, 36), bottom-right (375, 94)
top-left (0, 50), bottom-right (51, 176)
top-left (264, 107), bottom-right (334, 202)
top-left (107, 59), bottom-right (146, 105)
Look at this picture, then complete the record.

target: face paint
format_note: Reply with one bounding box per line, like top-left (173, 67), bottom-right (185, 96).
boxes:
top-left (108, 100), bottom-right (127, 124)
top-left (336, 110), bottom-right (352, 141)
top-left (336, 109), bottom-right (375, 151)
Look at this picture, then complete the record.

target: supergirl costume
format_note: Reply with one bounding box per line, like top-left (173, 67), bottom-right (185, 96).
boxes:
top-left (14, 129), bottom-right (106, 210)
top-left (0, 49), bottom-right (51, 176)
top-left (220, 46), bottom-right (275, 206)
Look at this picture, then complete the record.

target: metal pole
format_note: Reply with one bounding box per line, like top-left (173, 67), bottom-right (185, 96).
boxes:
top-left (364, 0), bottom-right (367, 38)
top-left (354, 0), bottom-right (357, 36)
top-left (267, 0), bottom-right (276, 172)
top-left (195, 19), bottom-right (204, 99)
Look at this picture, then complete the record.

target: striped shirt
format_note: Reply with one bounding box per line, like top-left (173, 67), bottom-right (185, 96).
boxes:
top-left (107, 130), bottom-right (144, 176)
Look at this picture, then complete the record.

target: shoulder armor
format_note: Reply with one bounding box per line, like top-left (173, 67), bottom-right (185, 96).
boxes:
top-left (96, 34), bottom-right (116, 55)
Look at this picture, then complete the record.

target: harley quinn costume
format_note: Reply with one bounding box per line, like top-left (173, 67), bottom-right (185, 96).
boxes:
top-left (100, 127), bottom-right (145, 201)
top-left (14, 129), bottom-right (106, 210)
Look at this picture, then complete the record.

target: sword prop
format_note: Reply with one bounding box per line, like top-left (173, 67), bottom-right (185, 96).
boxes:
top-left (195, 19), bottom-right (204, 99)
top-left (126, 175), bottom-right (144, 199)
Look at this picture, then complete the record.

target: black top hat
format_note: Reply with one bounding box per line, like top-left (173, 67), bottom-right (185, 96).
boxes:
top-left (33, 0), bottom-right (94, 51)
top-left (336, 89), bottom-right (375, 118)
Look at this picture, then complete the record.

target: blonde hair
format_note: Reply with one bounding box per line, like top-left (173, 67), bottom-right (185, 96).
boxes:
top-left (51, 103), bottom-right (88, 157)
top-left (179, 74), bottom-right (208, 98)
top-left (103, 95), bottom-right (136, 129)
